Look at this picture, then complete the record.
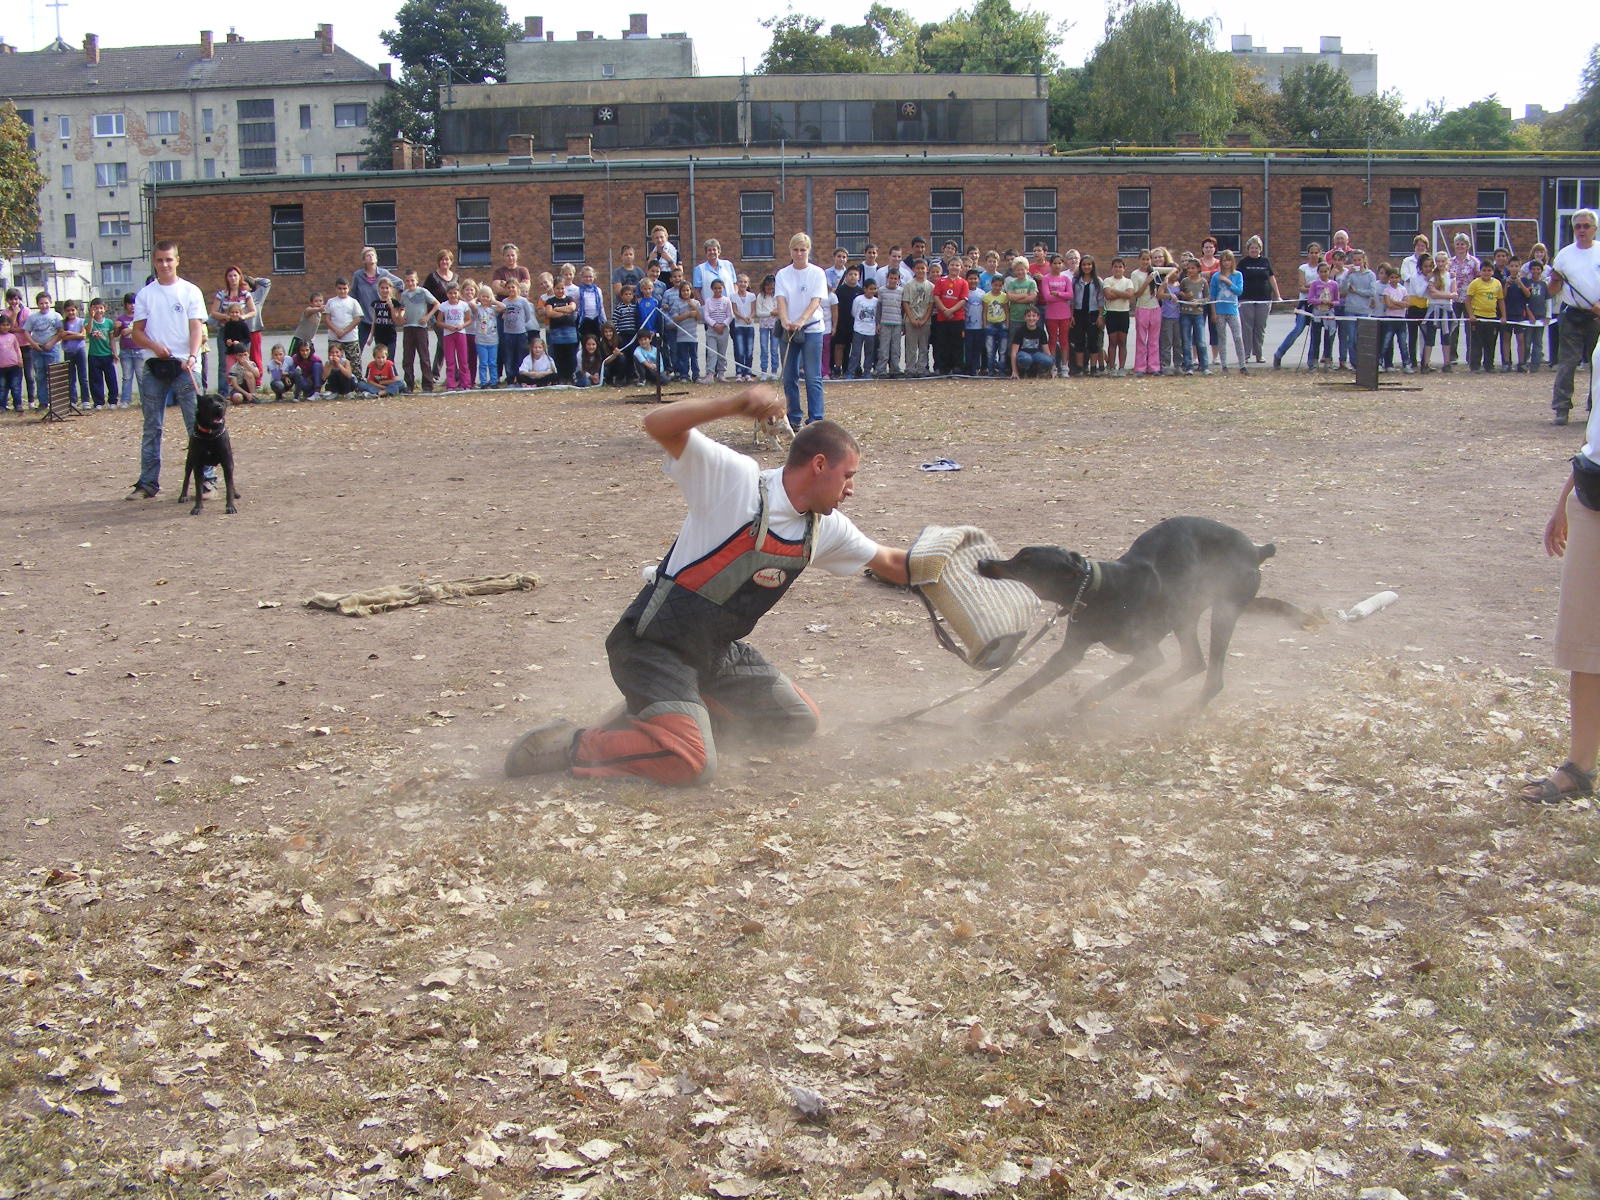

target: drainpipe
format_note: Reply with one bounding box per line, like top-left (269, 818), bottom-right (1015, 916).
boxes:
top-left (1262, 154), bottom-right (1271, 259)
top-left (687, 158), bottom-right (696, 267)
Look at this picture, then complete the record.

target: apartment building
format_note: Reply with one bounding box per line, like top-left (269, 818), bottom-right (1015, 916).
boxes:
top-left (0, 25), bottom-right (390, 296)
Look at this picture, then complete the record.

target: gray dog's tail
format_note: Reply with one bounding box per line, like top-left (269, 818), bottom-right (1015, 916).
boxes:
top-left (1256, 542), bottom-right (1276, 564)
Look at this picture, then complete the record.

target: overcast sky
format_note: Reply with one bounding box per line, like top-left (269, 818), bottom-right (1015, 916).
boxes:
top-left (9, 0), bottom-right (1592, 119)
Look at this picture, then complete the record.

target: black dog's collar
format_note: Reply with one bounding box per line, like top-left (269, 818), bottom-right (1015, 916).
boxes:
top-left (1083, 560), bottom-right (1102, 597)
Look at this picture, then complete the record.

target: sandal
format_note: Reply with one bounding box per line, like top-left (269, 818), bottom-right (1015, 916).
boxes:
top-left (1517, 761), bottom-right (1595, 805)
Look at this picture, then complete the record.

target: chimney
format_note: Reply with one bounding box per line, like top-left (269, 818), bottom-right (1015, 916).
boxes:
top-left (0, 39), bottom-right (14, 54)
top-left (379, 62), bottom-right (392, 78)
top-left (200, 30), bottom-right (214, 59)
top-left (392, 138), bottom-right (410, 170)
top-left (577, 30), bottom-right (594, 41)
top-left (545, 31), bottom-right (554, 41)
top-left (83, 33), bottom-right (99, 65)
top-left (1319, 36), bottom-right (1342, 54)
top-left (626, 13), bottom-right (647, 37)
top-left (566, 132), bottom-right (593, 159)
top-left (317, 23), bottom-right (334, 55)
top-left (524, 16), bottom-right (544, 39)
top-left (226, 30), bottom-right (242, 43)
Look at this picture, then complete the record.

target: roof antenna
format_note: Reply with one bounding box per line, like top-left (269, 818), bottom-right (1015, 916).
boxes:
top-left (46, 0), bottom-right (69, 48)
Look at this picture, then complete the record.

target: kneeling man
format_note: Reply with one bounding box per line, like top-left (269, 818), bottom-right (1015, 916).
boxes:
top-left (507, 386), bottom-right (909, 783)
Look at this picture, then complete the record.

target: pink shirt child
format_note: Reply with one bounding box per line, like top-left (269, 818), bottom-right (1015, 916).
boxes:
top-left (1040, 271), bottom-right (1075, 321)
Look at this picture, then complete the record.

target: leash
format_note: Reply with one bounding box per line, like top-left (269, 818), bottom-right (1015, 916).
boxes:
top-left (883, 564), bottom-right (1096, 725)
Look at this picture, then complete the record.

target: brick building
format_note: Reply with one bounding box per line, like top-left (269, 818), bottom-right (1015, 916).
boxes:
top-left (146, 150), bottom-right (1599, 302)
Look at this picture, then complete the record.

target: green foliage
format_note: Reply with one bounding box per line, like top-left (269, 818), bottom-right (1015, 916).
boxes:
top-left (362, 0), bottom-right (519, 169)
top-left (1429, 98), bottom-right (1514, 150)
top-left (1077, 0), bottom-right (1236, 145)
top-left (758, 0), bottom-right (1062, 75)
top-left (1542, 43), bottom-right (1600, 150)
top-left (1276, 61), bottom-right (1403, 147)
top-left (1047, 68), bottom-right (1086, 143)
top-left (0, 102), bottom-right (46, 254)
top-left (1230, 60), bottom-right (1286, 147)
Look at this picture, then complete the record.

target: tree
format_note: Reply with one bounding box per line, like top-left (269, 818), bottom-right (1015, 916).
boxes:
top-left (757, 10), bottom-right (902, 74)
top-left (361, 0), bottom-right (520, 168)
top-left (1276, 61), bottom-right (1403, 147)
top-left (0, 102), bottom-right (47, 255)
top-left (1541, 43), bottom-right (1600, 150)
top-left (1078, 0), bottom-right (1236, 145)
top-left (1429, 98), bottom-right (1514, 150)
top-left (919, 0), bottom-right (1062, 74)
top-left (1230, 60), bottom-right (1286, 147)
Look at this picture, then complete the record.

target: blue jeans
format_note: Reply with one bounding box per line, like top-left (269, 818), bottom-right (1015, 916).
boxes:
top-left (986, 327), bottom-right (1009, 373)
top-left (1180, 312), bottom-right (1208, 371)
top-left (1014, 349), bottom-right (1052, 377)
top-left (476, 343), bottom-right (499, 386)
top-left (1274, 310), bottom-right (1312, 362)
top-left (89, 355), bottom-right (118, 405)
top-left (732, 325), bottom-right (755, 377)
top-left (782, 331), bottom-right (824, 425)
top-left (137, 363), bottom-right (203, 493)
top-left (119, 349), bottom-right (141, 404)
top-left (0, 365), bottom-right (20, 408)
top-left (63, 351), bottom-right (88, 403)
top-left (964, 328), bottom-right (986, 374)
top-left (759, 327), bottom-right (779, 375)
top-left (32, 349), bottom-right (60, 402)
top-left (500, 333), bottom-right (528, 386)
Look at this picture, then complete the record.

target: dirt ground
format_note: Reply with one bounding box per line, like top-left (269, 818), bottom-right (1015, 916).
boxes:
top-left (0, 367), bottom-right (1576, 863)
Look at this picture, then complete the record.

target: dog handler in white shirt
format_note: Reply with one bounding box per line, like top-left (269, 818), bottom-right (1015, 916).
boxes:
top-left (505, 386), bottom-right (909, 785)
top-left (128, 240), bottom-right (208, 499)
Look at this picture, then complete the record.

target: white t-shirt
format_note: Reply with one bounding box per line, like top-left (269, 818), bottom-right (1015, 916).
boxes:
top-left (657, 430), bottom-right (877, 579)
top-left (1552, 241), bottom-right (1600, 310)
top-left (1583, 341), bottom-right (1600, 459)
top-left (775, 262), bottom-right (829, 334)
top-left (323, 295), bottom-right (363, 340)
top-left (132, 277), bottom-right (206, 357)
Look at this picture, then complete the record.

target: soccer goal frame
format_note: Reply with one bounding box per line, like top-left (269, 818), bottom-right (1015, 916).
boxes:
top-left (1430, 216), bottom-right (1542, 258)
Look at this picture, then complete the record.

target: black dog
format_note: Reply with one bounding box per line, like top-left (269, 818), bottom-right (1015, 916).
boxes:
top-left (177, 393), bottom-right (241, 516)
top-left (976, 517), bottom-right (1314, 718)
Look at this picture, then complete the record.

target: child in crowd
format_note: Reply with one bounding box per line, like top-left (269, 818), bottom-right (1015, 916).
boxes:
top-left (632, 328), bottom-right (663, 387)
top-left (369, 279), bottom-right (399, 363)
top-left (458, 280), bottom-right (482, 379)
top-left (875, 268), bottom-right (904, 378)
top-left (1377, 265), bottom-right (1413, 373)
top-left (322, 343), bottom-right (360, 395)
top-left (58, 300), bottom-right (88, 404)
top-left (86, 297), bottom-right (119, 406)
top-left (324, 279), bottom-right (363, 372)
top-left (1422, 256), bottom-right (1456, 373)
top-left (399, 271), bottom-right (439, 393)
top-left (730, 274), bottom-right (757, 380)
top-left (833, 266), bottom-right (862, 379)
top-left (1094, 257), bottom-right (1126, 377)
top-left (666, 281), bottom-right (702, 382)
top-left (500, 281), bottom-right (537, 388)
top-left (1039, 255), bottom-right (1074, 377)
top-left (289, 291), bottom-right (324, 358)
top-left (755, 275), bottom-right (780, 380)
top-left (982, 273), bottom-right (1010, 376)
top-left (1306, 261), bottom-right (1340, 370)
top-left (1177, 260), bottom-right (1211, 375)
top-left (472, 287), bottom-right (506, 388)
top-left (1521, 261), bottom-right (1549, 370)
top-left (361, 343), bottom-right (404, 395)
top-left (609, 283), bottom-right (640, 385)
top-left (574, 334), bottom-right (605, 387)
top-left (1465, 260), bottom-right (1505, 374)
top-left (1011, 308), bottom-right (1051, 379)
top-left (288, 341), bottom-right (323, 398)
top-left (227, 354), bottom-right (261, 403)
top-left (1208, 250), bottom-right (1245, 373)
top-left (515, 338), bottom-right (558, 386)
top-left (574, 265), bottom-right (607, 342)
top-left (961, 269), bottom-right (986, 375)
top-left (904, 261), bottom-right (935, 376)
top-left (0, 313), bottom-right (23, 411)
top-left (4, 289), bottom-right (33, 407)
top-left (221, 302), bottom-right (252, 376)
top-left (116, 293), bottom-right (140, 406)
top-left (266, 344), bottom-right (292, 399)
top-left (851, 278), bottom-right (881, 379)
top-left (435, 283), bottom-right (473, 391)
top-left (703, 278), bottom-right (733, 381)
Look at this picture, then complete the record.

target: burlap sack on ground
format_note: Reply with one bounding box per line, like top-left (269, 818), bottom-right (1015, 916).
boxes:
top-left (306, 572), bottom-right (539, 617)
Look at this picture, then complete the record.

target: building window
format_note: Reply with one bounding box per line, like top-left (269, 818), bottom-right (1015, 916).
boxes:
top-left (64, 213), bottom-right (76, 241)
top-left (1476, 188), bottom-right (1508, 255)
top-left (299, 105), bottom-right (312, 131)
top-left (334, 104), bottom-right (368, 128)
top-left (834, 189), bottom-right (869, 255)
top-left (203, 158), bottom-right (217, 179)
top-left (1300, 188), bottom-right (1332, 251)
top-left (1023, 187), bottom-right (1057, 254)
top-left (300, 154), bottom-right (314, 174)
top-left (57, 115), bottom-right (71, 139)
top-left (61, 164), bottom-right (73, 190)
top-left (95, 162), bottom-right (128, 189)
top-left (98, 213), bottom-right (131, 237)
top-left (149, 161), bottom-right (182, 183)
top-left (552, 195), bottom-right (585, 263)
top-left (601, 64), bottom-right (616, 79)
top-left (271, 205), bottom-right (306, 273)
top-left (1208, 188), bottom-right (1242, 254)
top-left (17, 108), bottom-right (34, 150)
top-left (1556, 178), bottom-right (1600, 246)
top-left (1388, 188), bottom-right (1421, 256)
top-left (363, 201), bottom-right (398, 268)
top-left (238, 98), bottom-right (276, 174)
top-left (20, 230), bottom-right (42, 254)
top-left (644, 193), bottom-right (679, 244)
top-left (239, 147), bottom-right (277, 174)
top-left (1116, 187), bottom-right (1150, 256)
top-left (457, 198), bottom-right (491, 266)
top-left (740, 191), bottom-right (775, 261)
top-left (101, 262), bottom-right (133, 288)
top-left (929, 188), bottom-right (963, 244)
top-left (147, 110), bottom-right (180, 136)
top-left (92, 113), bottom-right (125, 138)
top-left (201, 108), bottom-right (214, 134)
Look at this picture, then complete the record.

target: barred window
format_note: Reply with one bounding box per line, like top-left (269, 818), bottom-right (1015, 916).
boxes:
top-left (363, 202), bottom-right (398, 268)
top-left (1209, 188), bottom-right (1242, 254)
top-left (457, 198), bottom-right (491, 267)
top-left (644, 193), bottom-right (679, 244)
top-left (1022, 188), bottom-right (1057, 254)
top-left (552, 195), bottom-right (585, 263)
top-left (271, 205), bottom-right (306, 274)
top-left (1300, 188), bottom-right (1332, 251)
top-left (929, 188), bottom-right (963, 242)
top-left (1116, 188), bottom-right (1149, 256)
top-left (741, 191), bottom-right (775, 261)
top-left (1388, 188), bottom-right (1421, 257)
top-left (835, 189), bottom-right (869, 255)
